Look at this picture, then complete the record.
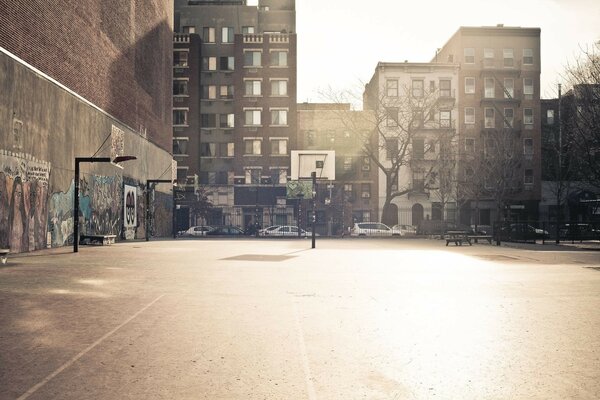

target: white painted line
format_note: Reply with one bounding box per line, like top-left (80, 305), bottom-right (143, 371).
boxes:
top-left (17, 294), bottom-right (165, 400)
top-left (293, 300), bottom-right (318, 400)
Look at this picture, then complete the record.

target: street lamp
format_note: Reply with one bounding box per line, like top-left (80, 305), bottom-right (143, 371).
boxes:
top-left (73, 156), bottom-right (137, 253)
top-left (146, 179), bottom-right (173, 241)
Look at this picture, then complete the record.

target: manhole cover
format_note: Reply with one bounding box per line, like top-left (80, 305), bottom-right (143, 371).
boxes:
top-left (222, 254), bottom-right (296, 262)
top-left (475, 255), bottom-right (519, 261)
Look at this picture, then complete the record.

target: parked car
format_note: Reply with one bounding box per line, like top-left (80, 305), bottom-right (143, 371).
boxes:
top-left (205, 226), bottom-right (245, 236)
top-left (499, 223), bottom-right (549, 240)
top-left (351, 222), bottom-right (401, 237)
top-left (392, 224), bottom-right (417, 237)
top-left (258, 225), bottom-right (281, 236)
top-left (182, 225), bottom-right (213, 237)
top-left (559, 223), bottom-right (600, 240)
top-left (262, 225), bottom-right (318, 237)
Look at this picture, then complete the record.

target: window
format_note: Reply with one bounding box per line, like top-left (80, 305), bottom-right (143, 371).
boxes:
top-left (412, 170), bottom-right (425, 191)
top-left (386, 138), bottom-right (398, 160)
top-left (201, 85), bottom-right (217, 100)
top-left (344, 183), bottom-right (353, 192)
top-left (277, 169), bottom-right (288, 184)
top-left (484, 48), bottom-right (494, 59)
top-left (504, 78), bottom-right (514, 98)
top-left (245, 80), bottom-right (261, 96)
top-left (465, 138), bottom-right (475, 153)
top-left (221, 27), bottom-right (234, 43)
top-left (219, 114), bottom-right (234, 128)
top-left (200, 142), bottom-right (217, 157)
top-left (220, 85), bottom-right (234, 99)
top-left (523, 49), bottom-right (533, 65)
top-left (173, 109), bottom-right (188, 125)
top-left (484, 108), bottom-right (495, 128)
top-left (386, 107), bottom-right (399, 127)
top-left (244, 51), bottom-right (262, 67)
top-left (386, 79), bottom-right (398, 97)
top-left (547, 109), bottom-right (555, 125)
top-left (412, 110), bottom-right (424, 128)
top-left (174, 51), bottom-right (188, 67)
top-left (412, 138), bottom-right (424, 159)
top-left (307, 130), bottom-right (316, 146)
top-left (271, 109), bottom-right (288, 126)
top-left (465, 167), bottom-right (474, 179)
top-left (270, 51), bottom-right (288, 67)
top-left (201, 113), bottom-right (216, 128)
top-left (242, 26), bottom-right (255, 34)
top-left (503, 48), bottom-right (514, 67)
top-left (270, 139), bottom-right (288, 155)
top-left (271, 80), bottom-right (288, 96)
top-left (202, 27), bottom-right (215, 43)
top-left (524, 169), bottom-right (534, 185)
top-left (523, 78), bottom-right (534, 96)
top-left (464, 48), bottom-right (475, 64)
top-left (173, 80), bottom-right (188, 96)
top-left (361, 183), bottom-right (371, 198)
top-left (182, 26), bottom-right (195, 34)
top-left (245, 168), bottom-right (261, 184)
top-left (484, 138), bottom-right (496, 158)
top-left (219, 56), bottom-right (234, 71)
top-left (504, 108), bottom-right (514, 128)
top-left (202, 56), bottom-right (217, 71)
top-left (343, 157), bottom-right (353, 171)
top-left (439, 79), bottom-right (451, 97)
top-left (465, 77), bottom-right (475, 94)
top-left (220, 142), bottom-right (234, 157)
top-left (524, 108), bottom-right (534, 126)
top-left (173, 138), bottom-right (188, 155)
top-left (245, 109), bottom-right (261, 126)
top-left (439, 110), bottom-right (451, 128)
top-left (484, 78), bottom-right (495, 98)
top-left (244, 139), bottom-right (262, 155)
top-left (523, 138), bottom-right (534, 156)
top-left (412, 80), bottom-right (424, 97)
top-left (465, 107), bottom-right (475, 124)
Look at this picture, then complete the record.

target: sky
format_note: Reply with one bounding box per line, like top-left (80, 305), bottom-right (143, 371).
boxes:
top-left (252, 0), bottom-right (600, 104)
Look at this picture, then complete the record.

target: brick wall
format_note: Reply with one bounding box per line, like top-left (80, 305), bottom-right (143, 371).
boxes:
top-left (0, 0), bottom-right (173, 151)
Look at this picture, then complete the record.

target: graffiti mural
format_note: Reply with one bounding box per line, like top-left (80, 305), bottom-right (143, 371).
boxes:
top-left (123, 184), bottom-right (137, 240)
top-left (0, 151), bottom-right (51, 252)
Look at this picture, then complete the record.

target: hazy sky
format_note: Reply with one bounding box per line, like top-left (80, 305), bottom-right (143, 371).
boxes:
top-left (252, 0), bottom-right (599, 103)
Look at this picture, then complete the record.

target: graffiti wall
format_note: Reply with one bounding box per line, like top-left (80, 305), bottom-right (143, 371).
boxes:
top-left (0, 151), bottom-right (51, 252)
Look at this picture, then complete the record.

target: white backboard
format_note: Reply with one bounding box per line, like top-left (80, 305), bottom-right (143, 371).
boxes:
top-left (291, 150), bottom-right (335, 180)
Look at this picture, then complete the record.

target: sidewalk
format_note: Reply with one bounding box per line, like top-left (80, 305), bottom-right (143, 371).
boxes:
top-left (500, 239), bottom-right (600, 251)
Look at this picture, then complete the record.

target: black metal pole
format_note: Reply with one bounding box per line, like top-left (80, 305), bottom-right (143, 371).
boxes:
top-left (311, 172), bottom-right (316, 249)
top-left (173, 188), bottom-right (177, 238)
top-left (74, 159), bottom-right (80, 253)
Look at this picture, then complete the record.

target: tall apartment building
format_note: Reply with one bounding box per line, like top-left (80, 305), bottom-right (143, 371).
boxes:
top-left (173, 0), bottom-right (296, 230)
top-left (435, 25), bottom-right (542, 225)
top-left (364, 63), bottom-right (460, 228)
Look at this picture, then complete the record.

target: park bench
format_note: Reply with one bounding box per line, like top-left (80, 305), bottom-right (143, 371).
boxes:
top-left (445, 231), bottom-right (472, 246)
top-left (0, 249), bottom-right (9, 265)
top-left (468, 235), bottom-right (493, 244)
top-left (79, 234), bottom-right (117, 246)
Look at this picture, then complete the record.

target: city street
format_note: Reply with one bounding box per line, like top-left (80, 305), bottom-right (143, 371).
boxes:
top-left (1, 239), bottom-right (599, 400)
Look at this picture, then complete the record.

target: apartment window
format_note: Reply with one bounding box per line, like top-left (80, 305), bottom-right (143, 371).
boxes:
top-left (503, 48), bottom-right (514, 67)
top-left (173, 80), bottom-right (188, 96)
top-left (464, 107), bottom-right (475, 124)
top-left (201, 85), bottom-right (217, 100)
top-left (173, 109), bottom-right (188, 125)
top-left (412, 170), bottom-right (425, 191)
top-left (202, 27), bottom-right (215, 43)
top-left (465, 77), bottom-right (475, 94)
top-left (244, 109), bottom-right (261, 126)
top-left (412, 138), bottom-right (424, 159)
top-left (182, 26), bottom-right (195, 34)
top-left (343, 157), bottom-right (353, 171)
top-left (386, 138), bottom-right (398, 160)
top-left (276, 169), bottom-right (288, 184)
top-left (484, 138), bottom-right (496, 158)
top-left (326, 131), bottom-right (336, 145)
top-left (440, 110), bottom-right (451, 128)
top-left (202, 56), bottom-right (217, 71)
top-left (270, 139), bottom-right (288, 155)
top-left (242, 26), bottom-right (255, 34)
top-left (523, 49), bottom-right (534, 65)
top-left (244, 51), bottom-right (262, 67)
top-left (484, 48), bottom-right (494, 59)
top-left (174, 51), bottom-right (188, 67)
top-left (412, 80), bottom-right (424, 98)
top-left (307, 130), bottom-right (316, 146)
top-left (244, 139), bottom-right (262, 155)
top-left (439, 79), bottom-right (451, 97)
top-left (523, 138), bottom-right (534, 156)
top-left (464, 48), bottom-right (475, 64)
top-left (465, 167), bottom-right (474, 179)
top-left (200, 143), bottom-right (217, 157)
top-left (465, 138), bottom-right (475, 153)
top-left (547, 109), bottom-right (555, 125)
top-left (485, 108), bottom-right (495, 128)
top-left (386, 107), bottom-right (399, 127)
top-left (271, 109), bottom-right (288, 126)
top-left (504, 108), bottom-right (514, 128)
top-left (219, 113), bottom-right (235, 128)
top-left (270, 51), bottom-right (288, 67)
top-left (524, 108), bottom-right (534, 126)
top-left (523, 78), bottom-right (534, 96)
top-left (361, 183), bottom-right (371, 198)
top-left (386, 79), bottom-right (398, 97)
top-left (219, 56), bottom-right (234, 71)
top-left (524, 169), bottom-right (534, 185)
top-left (412, 110), bottom-right (424, 128)
top-left (173, 138), bottom-right (188, 155)
top-left (484, 78), bottom-right (495, 98)
top-left (221, 27), bottom-right (234, 43)
top-left (201, 113), bottom-right (217, 128)
top-left (220, 85), bottom-right (234, 99)
top-left (504, 78), bottom-right (514, 98)
top-left (245, 168), bottom-right (261, 184)
top-left (245, 80), bottom-right (262, 96)
top-left (271, 80), bottom-right (288, 96)
top-left (220, 142), bottom-right (234, 157)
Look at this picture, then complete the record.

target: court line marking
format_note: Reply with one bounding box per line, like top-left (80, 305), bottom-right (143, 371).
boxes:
top-left (293, 300), bottom-right (318, 400)
top-left (17, 294), bottom-right (165, 400)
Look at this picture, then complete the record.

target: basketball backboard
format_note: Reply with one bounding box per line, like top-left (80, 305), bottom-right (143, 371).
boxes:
top-left (290, 150), bottom-right (335, 181)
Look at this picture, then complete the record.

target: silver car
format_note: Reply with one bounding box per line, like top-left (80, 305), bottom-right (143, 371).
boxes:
top-left (351, 222), bottom-right (401, 237)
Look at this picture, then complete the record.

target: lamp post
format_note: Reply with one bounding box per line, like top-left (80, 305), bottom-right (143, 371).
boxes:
top-left (73, 156), bottom-right (136, 253)
top-left (146, 179), bottom-right (172, 241)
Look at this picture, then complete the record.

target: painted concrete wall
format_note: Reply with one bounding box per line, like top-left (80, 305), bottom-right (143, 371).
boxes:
top-left (0, 50), bottom-right (173, 252)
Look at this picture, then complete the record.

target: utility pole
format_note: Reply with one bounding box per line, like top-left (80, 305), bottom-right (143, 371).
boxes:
top-left (556, 83), bottom-right (562, 244)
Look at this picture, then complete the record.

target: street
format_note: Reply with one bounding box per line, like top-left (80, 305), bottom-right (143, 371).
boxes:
top-left (1, 239), bottom-right (599, 400)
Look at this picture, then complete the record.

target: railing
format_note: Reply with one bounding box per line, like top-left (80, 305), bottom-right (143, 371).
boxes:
top-left (243, 34), bottom-right (264, 43)
top-left (173, 34), bottom-right (190, 43)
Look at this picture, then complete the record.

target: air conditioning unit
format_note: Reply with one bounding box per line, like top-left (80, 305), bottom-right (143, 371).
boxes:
top-left (361, 192), bottom-right (371, 198)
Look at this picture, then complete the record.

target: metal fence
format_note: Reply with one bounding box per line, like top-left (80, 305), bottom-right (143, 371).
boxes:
top-left (493, 221), bottom-right (600, 244)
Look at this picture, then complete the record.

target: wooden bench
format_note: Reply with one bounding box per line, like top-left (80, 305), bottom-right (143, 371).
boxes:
top-left (445, 231), bottom-right (472, 246)
top-left (0, 249), bottom-right (9, 265)
top-left (468, 235), bottom-right (493, 244)
top-left (79, 235), bottom-right (117, 246)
